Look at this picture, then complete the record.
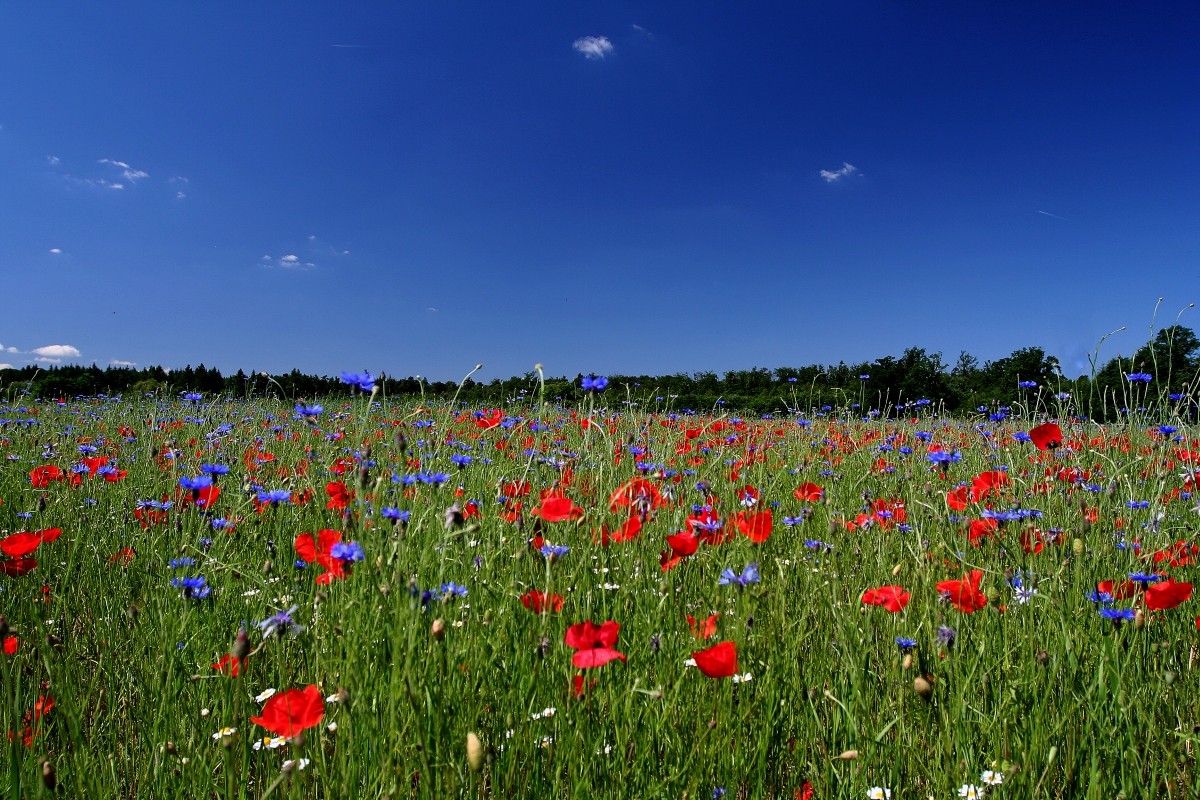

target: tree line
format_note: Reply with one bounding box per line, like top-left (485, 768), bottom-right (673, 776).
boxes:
top-left (3, 326), bottom-right (1197, 420)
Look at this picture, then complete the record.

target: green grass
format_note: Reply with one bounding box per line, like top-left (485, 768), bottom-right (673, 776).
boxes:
top-left (0, 389), bottom-right (1196, 798)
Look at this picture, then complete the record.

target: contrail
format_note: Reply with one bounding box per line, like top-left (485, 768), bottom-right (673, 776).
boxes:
top-left (1038, 210), bottom-right (1066, 220)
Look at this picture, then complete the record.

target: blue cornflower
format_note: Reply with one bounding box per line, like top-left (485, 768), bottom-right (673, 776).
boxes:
top-left (450, 454), bottom-right (472, 467)
top-left (381, 507), bottom-right (411, 523)
top-left (782, 516), bottom-right (804, 526)
top-left (540, 544), bottom-right (570, 559)
top-left (440, 582), bottom-right (468, 598)
top-left (1013, 431), bottom-right (1032, 443)
top-left (1086, 589), bottom-right (1113, 605)
top-left (138, 499), bottom-right (174, 511)
top-left (802, 539), bottom-right (826, 549)
top-left (78, 444), bottom-right (97, 454)
top-left (859, 375), bottom-right (870, 380)
top-left (1170, 393), bottom-right (1185, 401)
top-left (211, 517), bottom-right (231, 529)
top-left (895, 637), bottom-right (917, 651)
top-left (713, 789), bottom-right (727, 799)
top-left (926, 450), bottom-right (962, 468)
top-left (199, 463), bottom-right (230, 476)
top-left (171, 575), bottom-right (210, 599)
top-left (1128, 572), bottom-right (1162, 585)
top-left (295, 403), bottom-right (324, 417)
top-left (1098, 607), bottom-right (1136, 621)
top-left (1125, 500), bottom-right (1150, 509)
top-left (183, 392), bottom-right (203, 402)
top-left (70, 463), bottom-right (90, 474)
top-left (340, 371), bottom-right (376, 391)
top-left (581, 375), bottom-right (609, 391)
top-left (179, 475), bottom-right (213, 491)
top-left (1018, 380), bottom-right (1038, 388)
top-left (719, 563), bottom-right (760, 587)
top-left (935, 626), bottom-right (957, 649)
top-left (329, 541), bottom-right (365, 563)
top-left (256, 489), bottom-right (292, 504)
top-left (169, 557), bottom-right (196, 569)
top-left (1127, 373), bottom-right (1152, 383)
top-left (1158, 425), bottom-right (1178, 435)
top-left (258, 605), bottom-right (304, 637)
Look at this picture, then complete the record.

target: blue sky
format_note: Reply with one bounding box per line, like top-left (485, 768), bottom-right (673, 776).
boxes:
top-left (1, 2), bottom-right (1197, 381)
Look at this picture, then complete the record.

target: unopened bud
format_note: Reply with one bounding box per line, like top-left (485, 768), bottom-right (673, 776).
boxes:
top-left (902, 653), bottom-right (913, 670)
top-left (41, 759), bottom-right (56, 790)
top-left (466, 732), bottom-right (484, 772)
top-left (1135, 608), bottom-right (1146, 629)
top-left (166, 741), bottom-right (178, 755)
top-left (1072, 539), bottom-right (1085, 556)
top-left (914, 676), bottom-right (933, 699)
top-left (231, 630), bottom-right (250, 660)
top-left (0, 617), bottom-right (9, 639)
top-left (431, 619), bottom-right (446, 641)
top-left (891, 563), bottom-right (902, 577)
top-left (838, 749), bottom-right (859, 760)
top-left (1036, 650), bottom-right (1049, 665)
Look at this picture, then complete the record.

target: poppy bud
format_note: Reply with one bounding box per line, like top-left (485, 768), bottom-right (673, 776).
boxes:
top-left (913, 676), bottom-right (932, 699)
top-left (827, 519), bottom-right (838, 537)
top-left (231, 630), bottom-right (250, 660)
top-left (166, 741), bottom-right (178, 755)
top-left (1165, 671), bottom-right (1177, 686)
top-left (315, 591), bottom-right (328, 605)
top-left (431, 619), bottom-right (446, 641)
top-left (262, 560), bottom-right (273, 574)
top-left (394, 431), bottom-right (408, 453)
top-left (466, 732), bottom-right (484, 772)
top-left (37, 495), bottom-right (46, 512)
top-left (902, 653), bottom-right (913, 670)
top-left (0, 617), bottom-right (9, 639)
top-left (1036, 650), bottom-right (1049, 665)
top-left (1072, 538), bottom-right (1085, 556)
top-left (891, 563), bottom-right (902, 577)
top-left (1135, 609), bottom-right (1146, 629)
top-left (334, 626), bottom-right (344, 636)
top-left (379, 583), bottom-right (390, 596)
top-left (707, 720), bottom-right (718, 730)
top-left (838, 750), bottom-right (859, 760)
top-left (42, 759), bottom-right (56, 790)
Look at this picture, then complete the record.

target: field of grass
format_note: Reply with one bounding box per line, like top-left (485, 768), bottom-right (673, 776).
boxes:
top-left (0, 375), bottom-right (1197, 798)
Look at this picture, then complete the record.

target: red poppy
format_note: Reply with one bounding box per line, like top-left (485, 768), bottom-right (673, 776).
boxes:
top-left (325, 481), bottom-right (355, 510)
top-left (249, 685), bottom-right (325, 738)
top-left (687, 613), bottom-right (719, 640)
top-left (521, 589), bottom-right (564, 614)
top-left (0, 559), bottom-right (36, 577)
top-left (968, 518), bottom-right (999, 546)
top-left (1, 533), bottom-right (42, 558)
top-left (295, 529), bottom-right (349, 584)
top-left (692, 641), bottom-right (738, 679)
top-left (1028, 423), bottom-right (1063, 451)
top-left (29, 466), bottom-right (65, 488)
top-left (659, 531), bottom-right (700, 572)
top-left (564, 620), bottom-right (626, 668)
top-left (109, 547), bottom-right (136, 565)
top-left (81, 456), bottom-right (109, 475)
top-left (733, 509), bottom-right (773, 543)
top-left (861, 585), bottom-right (911, 612)
top-left (946, 486), bottom-right (970, 511)
top-left (1098, 579), bottom-right (1137, 599)
top-left (596, 515), bottom-right (642, 546)
top-left (532, 496), bottom-right (583, 522)
top-left (608, 478), bottom-right (664, 513)
top-left (211, 653), bottom-right (246, 676)
top-left (936, 569), bottom-right (988, 613)
top-left (971, 470), bottom-right (1009, 500)
top-left (474, 409), bottom-right (505, 430)
top-left (3, 637), bottom-right (16, 655)
top-left (793, 483), bottom-right (824, 502)
top-left (1145, 579), bottom-right (1193, 610)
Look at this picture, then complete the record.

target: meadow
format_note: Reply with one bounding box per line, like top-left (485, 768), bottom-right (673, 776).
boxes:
top-left (0, 370), bottom-right (1197, 799)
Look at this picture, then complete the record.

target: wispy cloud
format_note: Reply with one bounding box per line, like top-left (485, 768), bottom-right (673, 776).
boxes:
top-left (261, 254), bottom-right (316, 270)
top-left (109, 359), bottom-right (137, 367)
top-left (631, 24), bottom-right (652, 37)
top-left (99, 158), bottom-right (148, 183)
top-left (47, 156), bottom-right (59, 165)
top-left (820, 163), bottom-right (858, 182)
top-left (573, 36), bottom-right (614, 59)
top-left (49, 248), bottom-right (61, 254)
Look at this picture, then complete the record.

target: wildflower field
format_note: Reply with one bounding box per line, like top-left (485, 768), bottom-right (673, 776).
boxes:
top-left (1, 373), bottom-right (1198, 799)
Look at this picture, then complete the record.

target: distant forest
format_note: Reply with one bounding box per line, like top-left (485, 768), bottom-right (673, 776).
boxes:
top-left (3, 326), bottom-right (1198, 421)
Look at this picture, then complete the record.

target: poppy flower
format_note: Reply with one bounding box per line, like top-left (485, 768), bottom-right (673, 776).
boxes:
top-left (971, 470), bottom-right (1009, 500)
top-left (793, 483), bottom-right (824, 503)
top-left (687, 613), bottom-right (719, 640)
top-left (861, 585), bottom-right (911, 613)
top-left (968, 518), bottom-right (999, 546)
top-left (608, 478), bottom-right (664, 513)
top-left (0, 559), bottom-right (37, 577)
top-left (1145, 579), bottom-right (1192, 610)
top-left (521, 589), bottom-right (564, 614)
top-left (3, 637), bottom-right (16, 655)
top-left (1028, 423), bottom-right (1063, 451)
top-left (946, 486), bottom-right (970, 511)
top-left (564, 620), bottom-right (626, 668)
top-left (936, 570), bottom-right (988, 613)
top-left (29, 466), bottom-right (65, 488)
top-left (474, 409), bottom-right (505, 430)
top-left (692, 641), bottom-right (738, 679)
top-left (212, 653), bottom-right (246, 676)
top-left (532, 496), bottom-right (583, 522)
top-left (249, 685), bottom-right (325, 738)
top-left (325, 481), bottom-right (355, 510)
top-left (733, 510), bottom-right (773, 543)
top-left (660, 531), bottom-right (700, 572)
top-left (294, 530), bottom-right (350, 584)
top-left (596, 515), bottom-right (642, 546)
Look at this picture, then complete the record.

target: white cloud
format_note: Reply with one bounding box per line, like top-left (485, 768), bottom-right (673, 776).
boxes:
top-left (99, 158), bottom-right (147, 183)
top-left (109, 359), bottom-right (137, 367)
top-left (176, 191), bottom-right (186, 199)
top-left (31, 345), bottom-right (82, 360)
top-left (49, 248), bottom-right (61, 254)
top-left (0, 364), bottom-right (14, 370)
top-left (820, 163), bottom-right (858, 182)
top-left (427, 307), bottom-right (438, 312)
top-left (281, 254), bottom-right (298, 263)
top-left (47, 156), bottom-right (59, 165)
top-left (3, 346), bottom-right (16, 353)
top-left (573, 36), bottom-right (614, 59)
top-left (260, 254), bottom-right (316, 270)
